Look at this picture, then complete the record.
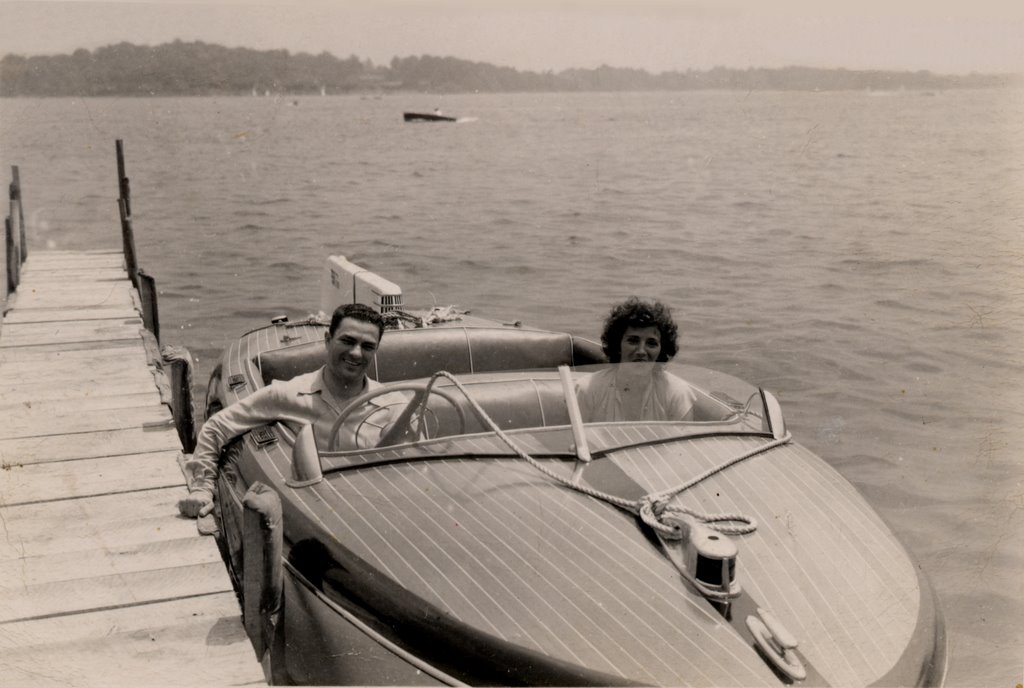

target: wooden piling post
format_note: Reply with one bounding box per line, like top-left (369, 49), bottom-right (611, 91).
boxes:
top-left (5, 214), bottom-right (18, 293)
top-left (116, 139), bottom-right (131, 219)
top-left (5, 167), bottom-right (23, 294)
top-left (118, 197), bottom-right (139, 289)
top-left (12, 166), bottom-right (26, 263)
top-left (3, 216), bottom-right (12, 299)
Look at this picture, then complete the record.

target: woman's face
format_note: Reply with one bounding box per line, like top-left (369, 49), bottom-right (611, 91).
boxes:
top-left (620, 325), bottom-right (662, 362)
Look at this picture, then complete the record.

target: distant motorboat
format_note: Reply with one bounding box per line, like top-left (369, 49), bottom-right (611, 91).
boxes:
top-left (404, 111), bottom-right (456, 123)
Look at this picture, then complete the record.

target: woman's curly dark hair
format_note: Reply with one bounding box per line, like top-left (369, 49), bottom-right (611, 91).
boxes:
top-left (600, 297), bottom-right (679, 363)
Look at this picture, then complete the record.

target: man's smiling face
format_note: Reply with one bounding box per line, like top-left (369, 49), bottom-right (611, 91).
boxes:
top-left (324, 317), bottom-right (381, 387)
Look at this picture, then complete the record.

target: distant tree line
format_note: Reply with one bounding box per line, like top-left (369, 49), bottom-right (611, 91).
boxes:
top-left (1, 40), bottom-right (1019, 97)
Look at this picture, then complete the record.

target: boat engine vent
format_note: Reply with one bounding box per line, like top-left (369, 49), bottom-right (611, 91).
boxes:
top-left (320, 255), bottom-right (404, 316)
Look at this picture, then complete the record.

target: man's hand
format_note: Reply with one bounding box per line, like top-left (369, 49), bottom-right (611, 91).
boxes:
top-left (177, 488), bottom-right (215, 518)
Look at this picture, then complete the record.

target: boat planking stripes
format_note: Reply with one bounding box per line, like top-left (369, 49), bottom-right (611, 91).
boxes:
top-left (0, 249), bottom-right (264, 686)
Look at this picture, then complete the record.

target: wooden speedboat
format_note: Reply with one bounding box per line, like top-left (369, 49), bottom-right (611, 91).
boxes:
top-left (201, 260), bottom-right (946, 686)
top-left (404, 111), bottom-right (457, 122)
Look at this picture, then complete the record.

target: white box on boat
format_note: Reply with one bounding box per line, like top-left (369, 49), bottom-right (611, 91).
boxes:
top-left (320, 255), bottom-right (404, 316)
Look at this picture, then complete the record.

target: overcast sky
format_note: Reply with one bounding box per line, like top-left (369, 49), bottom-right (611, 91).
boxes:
top-left (1, 0), bottom-right (1022, 75)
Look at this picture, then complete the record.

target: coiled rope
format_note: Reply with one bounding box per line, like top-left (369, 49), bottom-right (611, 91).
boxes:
top-left (422, 371), bottom-right (792, 538)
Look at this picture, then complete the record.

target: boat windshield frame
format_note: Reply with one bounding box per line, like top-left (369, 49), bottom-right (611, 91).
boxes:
top-left (318, 363), bottom-right (774, 474)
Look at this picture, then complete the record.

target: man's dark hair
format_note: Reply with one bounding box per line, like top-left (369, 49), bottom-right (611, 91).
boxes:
top-left (600, 297), bottom-right (679, 363)
top-left (328, 303), bottom-right (385, 340)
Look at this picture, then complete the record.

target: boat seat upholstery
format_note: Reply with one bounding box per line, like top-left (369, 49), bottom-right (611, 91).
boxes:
top-left (256, 326), bottom-right (606, 387)
top-left (414, 373), bottom-right (736, 439)
top-left (429, 377), bottom-right (572, 436)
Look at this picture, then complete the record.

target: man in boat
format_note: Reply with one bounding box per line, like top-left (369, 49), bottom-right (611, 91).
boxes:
top-left (177, 303), bottom-right (393, 518)
top-left (576, 297), bottom-right (697, 422)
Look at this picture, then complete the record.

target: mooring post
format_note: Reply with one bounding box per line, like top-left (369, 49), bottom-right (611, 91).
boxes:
top-left (12, 166), bottom-right (26, 264)
top-left (114, 139), bottom-right (162, 344)
top-left (115, 139), bottom-right (131, 219)
top-left (118, 197), bottom-right (139, 289)
top-left (4, 216), bottom-right (12, 299)
top-left (137, 269), bottom-right (160, 343)
top-left (5, 171), bottom-right (20, 294)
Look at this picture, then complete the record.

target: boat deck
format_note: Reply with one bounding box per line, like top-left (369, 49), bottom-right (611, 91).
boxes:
top-left (0, 249), bottom-right (264, 686)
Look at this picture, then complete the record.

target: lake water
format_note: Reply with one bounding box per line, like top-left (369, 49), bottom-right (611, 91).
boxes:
top-left (2, 89), bottom-right (1022, 686)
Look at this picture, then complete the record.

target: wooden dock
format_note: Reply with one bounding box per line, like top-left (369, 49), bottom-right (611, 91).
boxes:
top-left (0, 250), bottom-right (265, 681)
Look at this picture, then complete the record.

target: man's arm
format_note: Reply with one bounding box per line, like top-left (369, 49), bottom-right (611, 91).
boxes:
top-left (178, 385), bottom-right (289, 517)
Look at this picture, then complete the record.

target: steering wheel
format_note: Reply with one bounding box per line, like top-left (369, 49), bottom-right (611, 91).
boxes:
top-left (326, 381), bottom-right (466, 451)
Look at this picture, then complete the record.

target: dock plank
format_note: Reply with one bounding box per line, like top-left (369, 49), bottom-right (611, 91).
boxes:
top-left (0, 561), bottom-right (233, 622)
top-left (0, 427), bottom-right (182, 465)
top-left (1, 405), bottom-right (173, 440)
top-left (0, 536), bottom-right (221, 590)
top-left (0, 591), bottom-right (242, 649)
top-left (6, 285), bottom-right (136, 310)
top-left (22, 254), bottom-right (126, 269)
top-left (2, 306), bottom-right (141, 323)
top-left (0, 450), bottom-right (184, 505)
top-left (0, 343), bottom-right (150, 365)
top-left (0, 594), bottom-right (264, 687)
top-left (0, 378), bottom-right (161, 405)
top-left (0, 339), bottom-right (143, 354)
top-left (1, 354), bottom-right (156, 381)
top-left (0, 319), bottom-right (143, 347)
top-left (0, 391), bottom-right (163, 417)
top-left (0, 488), bottom-right (195, 561)
top-left (17, 269), bottom-right (133, 283)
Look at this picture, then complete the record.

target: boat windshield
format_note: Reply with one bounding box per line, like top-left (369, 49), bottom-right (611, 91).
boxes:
top-left (322, 362), bottom-right (774, 462)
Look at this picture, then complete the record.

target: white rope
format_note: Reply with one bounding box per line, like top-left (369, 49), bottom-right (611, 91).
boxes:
top-left (422, 371), bottom-right (791, 538)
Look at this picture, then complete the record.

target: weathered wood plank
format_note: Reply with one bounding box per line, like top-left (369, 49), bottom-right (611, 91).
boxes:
top-left (14, 282), bottom-right (133, 296)
top-left (0, 378), bottom-right (161, 405)
top-left (0, 561), bottom-right (233, 623)
top-left (0, 591), bottom-right (241, 649)
top-left (0, 343), bottom-right (149, 365)
top-left (0, 405), bottom-right (173, 440)
top-left (0, 338), bottom-right (143, 354)
top-left (18, 268), bottom-right (131, 282)
top-left (0, 391), bottom-right (163, 418)
top-left (0, 536), bottom-right (221, 590)
top-left (0, 426), bottom-right (182, 465)
top-left (0, 594), bottom-right (264, 687)
top-left (5, 285), bottom-right (136, 310)
top-left (0, 450), bottom-right (183, 505)
top-left (1, 353), bottom-right (155, 380)
top-left (0, 319), bottom-right (142, 347)
top-left (22, 254), bottom-right (126, 269)
top-left (25, 248), bottom-right (122, 256)
top-left (0, 488), bottom-right (193, 561)
top-left (3, 306), bottom-right (140, 323)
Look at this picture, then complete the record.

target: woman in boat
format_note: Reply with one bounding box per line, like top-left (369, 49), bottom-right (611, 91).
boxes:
top-left (576, 297), bottom-right (697, 422)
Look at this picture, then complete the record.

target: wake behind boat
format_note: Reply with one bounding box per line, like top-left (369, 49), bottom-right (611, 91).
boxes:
top-left (199, 257), bottom-right (946, 685)
top-left (404, 110), bottom-right (457, 122)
